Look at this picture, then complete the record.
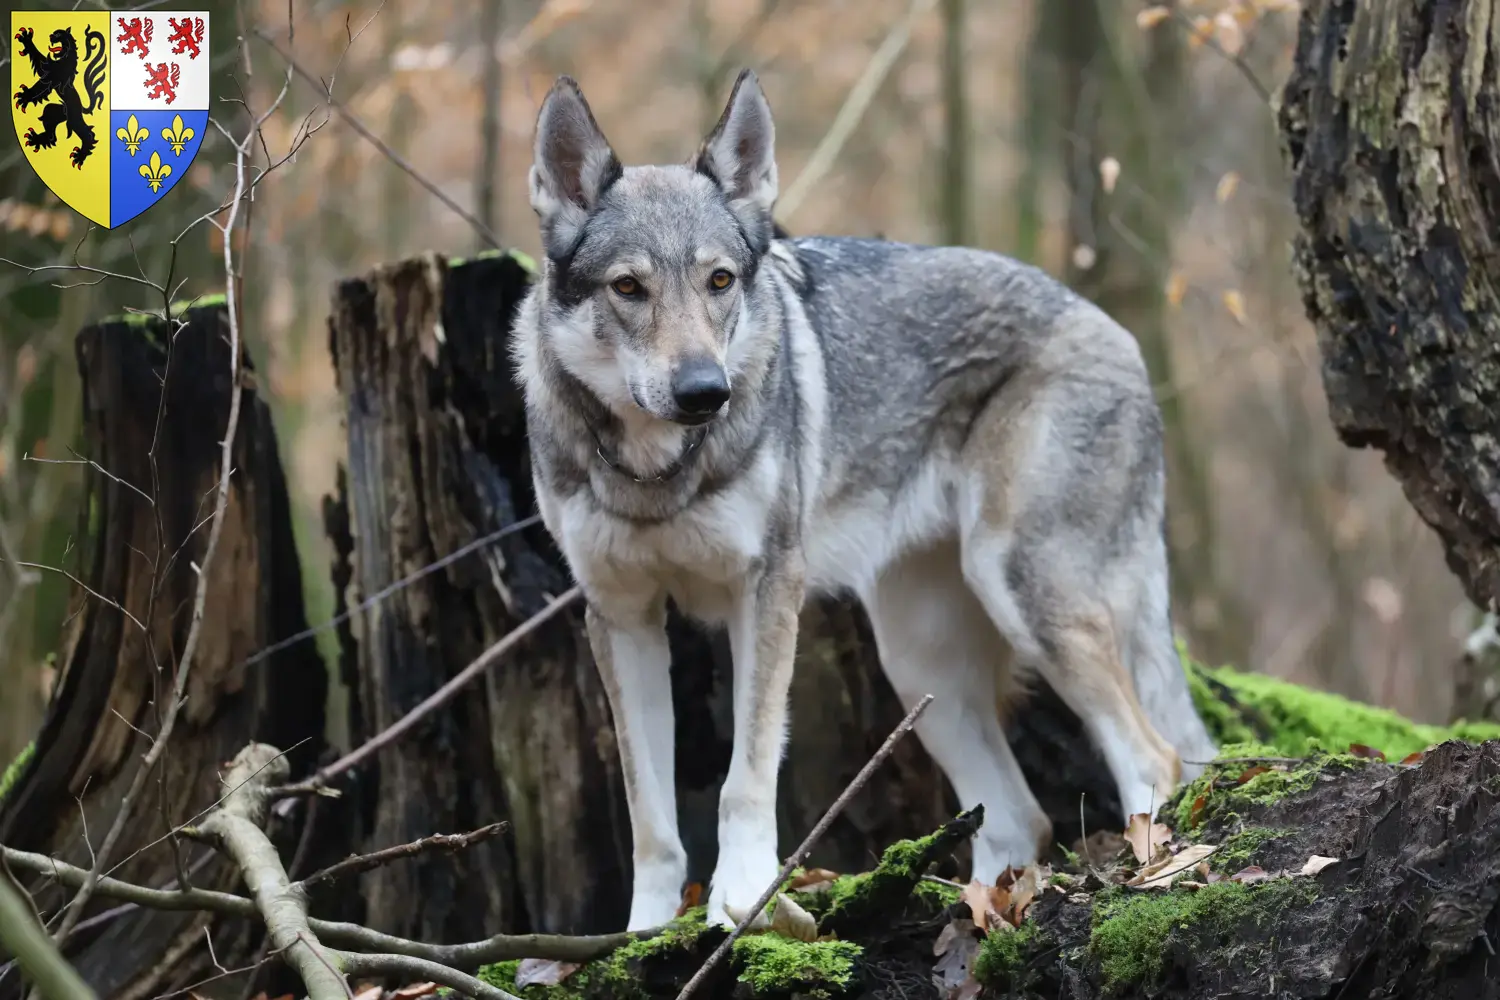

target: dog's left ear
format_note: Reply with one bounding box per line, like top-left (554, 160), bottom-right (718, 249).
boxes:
top-left (694, 69), bottom-right (778, 229)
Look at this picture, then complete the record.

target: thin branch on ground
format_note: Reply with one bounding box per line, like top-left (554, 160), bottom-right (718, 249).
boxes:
top-left (2, 845), bottom-right (653, 969)
top-left (297, 822), bottom-right (508, 891)
top-left (190, 745), bottom-right (347, 1000)
top-left (673, 692), bottom-right (936, 1000)
top-left (333, 951), bottom-right (518, 1000)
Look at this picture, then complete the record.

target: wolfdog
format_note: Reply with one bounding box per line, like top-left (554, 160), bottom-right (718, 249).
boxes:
top-left (512, 69), bottom-right (1219, 931)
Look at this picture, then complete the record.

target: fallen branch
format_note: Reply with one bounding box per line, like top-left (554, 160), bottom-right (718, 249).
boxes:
top-left (189, 745), bottom-right (348, 1000)
top-left (2, 848), bottom-right (655, 969)
top-left (298, 822), bottom-right (509, 892)
top-left (673, 692), bottom-right (935, 1000)
top-left (332, 951), bottom-right (515, 1000)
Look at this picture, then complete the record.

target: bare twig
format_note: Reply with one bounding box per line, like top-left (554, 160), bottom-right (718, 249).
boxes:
top-left (252, 29), bottom-right (502, 248)
top-left (49, 95), bottom-right (260, 941)
top-left (193, 746), bottom-right (347, 1000)
top-left (333, 951), bottom-right (518, 1000)
top-left (8, 562), bottom-right (147, 633)
top-left (777, 0), bottom-right (940, 219)
top-left (673, 693), bottom-right (935, 1000)
top-left (243, 513), bottom-right (542, 668)
top-left (297, 822), bottom-right (508, 891)
top-left (310, 585), bottom-right (583, 787)
top-left (1, 845), bottom-right (655, 969)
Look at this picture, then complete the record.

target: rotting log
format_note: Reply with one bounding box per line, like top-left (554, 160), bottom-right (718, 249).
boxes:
top-left (477, 739), bottom-right (1500, 999)
top-left (1278, 0), bottom-right (1500, 612)
top-left (0, 302), bottom-right (333, 1000)
top-left (322, 251), bottom-right (1136, 941)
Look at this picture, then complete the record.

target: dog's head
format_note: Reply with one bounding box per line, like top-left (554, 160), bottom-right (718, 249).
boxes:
top-left (527, 70), bottom-right (778, 427)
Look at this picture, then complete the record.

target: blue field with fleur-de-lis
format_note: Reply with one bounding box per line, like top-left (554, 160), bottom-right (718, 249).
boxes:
top-left (11, 9), bottom-right (209, 229)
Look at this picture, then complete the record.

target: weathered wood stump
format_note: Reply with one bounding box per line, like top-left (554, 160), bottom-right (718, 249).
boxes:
top-left (323, 251), bottom-right (1131, 941)
top-left (1278, 0), bottom-right (1500, 613)
top-left (0, 302), bottom-right (332, 1000)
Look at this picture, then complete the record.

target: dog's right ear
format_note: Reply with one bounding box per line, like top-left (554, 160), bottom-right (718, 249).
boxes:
top-left (529, 76), bottom-right (621, 254)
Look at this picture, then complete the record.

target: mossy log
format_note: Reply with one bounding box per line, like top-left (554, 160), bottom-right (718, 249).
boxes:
top-left (0, 302), bottom-right (333, 1000)
top-left (480, 708), bottom-right (1500, 1000)
top-left (1278, 0), bottom-right (1500, 612)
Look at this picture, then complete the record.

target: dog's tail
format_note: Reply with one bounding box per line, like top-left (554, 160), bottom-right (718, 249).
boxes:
top-left (1118, 531), bottom-right (1218, 780)
top-left (83, 26), bottom-right (106, 114)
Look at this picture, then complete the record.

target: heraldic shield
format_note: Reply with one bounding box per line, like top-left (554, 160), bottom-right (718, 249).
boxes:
top-left (11, 10), bottom-right (210, 229)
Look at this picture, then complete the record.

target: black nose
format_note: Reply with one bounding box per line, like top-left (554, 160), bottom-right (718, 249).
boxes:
top-left (670, 357), bottom-right (730, 416)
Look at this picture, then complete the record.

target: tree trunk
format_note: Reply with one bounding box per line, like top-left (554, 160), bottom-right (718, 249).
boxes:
top-left (0, 303), bottom-right (333, 1000)
top-left (322, 252), bottom-right (1139, 941)
top-left (1278, 0), bottom-right (1500, 614)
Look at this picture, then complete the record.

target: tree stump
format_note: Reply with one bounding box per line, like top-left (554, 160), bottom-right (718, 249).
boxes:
top-left (1278, 0), bottom-right (1500, 612)
top-left (0, 303), bottom-right (332, 1000)
top-left (324, 251), bottom-right (1130, 940)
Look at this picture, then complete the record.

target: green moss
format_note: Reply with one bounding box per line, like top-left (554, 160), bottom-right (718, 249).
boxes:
top-left (1183, 645), bottom-right (1500, 757)
top-left (912, 876), bottom-right (962, 909)
top-left (973, 921), bottom-right (1041, 988)
top-left (732, 934), bottom-right (860, 997)
top-left (1088, 879), bottom-right (1318, 992)
top-left (1169, 741), bottom-right (1359, 832)
top-left (475, 909), bottom-right (709, 1000)
top-left (1211, 827), bottom-right (1292, 873)
top-left (1, 741), bottom-right (34, 803)
top-left (449, 247), bottom-right (538, 273)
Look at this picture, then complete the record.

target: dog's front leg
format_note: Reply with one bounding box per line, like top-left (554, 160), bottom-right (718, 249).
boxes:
top-left (584, 601), bottom-right (687, 931)
top-left (707, 556), bottom-right (805, 929)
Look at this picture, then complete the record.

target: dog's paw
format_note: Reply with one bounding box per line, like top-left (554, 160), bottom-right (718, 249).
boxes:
top-left (625, 888), bottom-right (683, 932)
top-left (705, 846), bottom-right (780, 930)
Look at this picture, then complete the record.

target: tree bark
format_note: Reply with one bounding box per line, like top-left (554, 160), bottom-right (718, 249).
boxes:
top-left (323, 252), bottom-right (1139, 941)
top-left (0, 303), bottom-right (333, 1000)
top-left (1278, 0), bottom-right (1500, 614)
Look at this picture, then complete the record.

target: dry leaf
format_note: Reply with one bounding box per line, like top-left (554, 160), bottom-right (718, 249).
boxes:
top-left (1099, 156), bottom-right (1121, 194)
top-left (1190, 794), bottom-right (1208, 827)
top-left (351, 987), bottom-right (383, 1000)
top-left (770, 892), bottom-right (818, 943)
top-left (1222, 289), bottom-right (1247, 324)
top-left (1127, 843), bottom-right (1218, 889)
top-left (1005, 865), bottom-right (1043, 927)
top-left (515, 959), bottom-right (582, 988)
top-left (391, 984), bottom-right (439, 998)
top-left (1300, 855), bottom-right (1339, 876)
top-left (1136, 5), bottom-right (1172, 29)
top-left (1215, 170), bottom-right (1241, 203)
top-left (933, 918), bottom-right (983, 999)
top-left (1347, 744), bottom-right (1387, 761)
top-left (1165, 271), bottom-right (1188, 307)
top-left (1400, 750), bottom-right (1427, 766)
top-left (1235, 765), bottom-right (1271, 785)
top-left (934, 916), bottom-right (976, 957)
top-left (788, 868), bottom-right (840, 892)
top-left (1229, 866), bottom-right (1273, 884)
top-left (960, 878), bottom-right (1010, 932)
top-left (1124, 813), bottom-right (1172, 865)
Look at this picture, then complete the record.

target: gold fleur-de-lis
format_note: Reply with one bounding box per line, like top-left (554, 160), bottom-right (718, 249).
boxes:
top-left (139, 151), bottom-right (172, 192)
top-left (115, 114), bottom-right (149, 156)
top-left (163, 114), bottom-right (194, 156)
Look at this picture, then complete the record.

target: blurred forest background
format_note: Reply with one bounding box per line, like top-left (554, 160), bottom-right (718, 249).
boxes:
top-left (0, 0), bottom-right (1482, 767)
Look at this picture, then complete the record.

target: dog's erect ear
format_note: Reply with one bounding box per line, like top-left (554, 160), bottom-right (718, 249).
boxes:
top-left (529, 76), bottom-right (621, 253)
top-left (694, 69), bottom-right (778, 226)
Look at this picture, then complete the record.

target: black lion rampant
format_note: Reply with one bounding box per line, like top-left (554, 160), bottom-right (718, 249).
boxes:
top-left (13, 24), bottom-right (107, 169)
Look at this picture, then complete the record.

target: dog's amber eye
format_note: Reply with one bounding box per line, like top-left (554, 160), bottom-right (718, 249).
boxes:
top-left (710, 269), bottom-right (735, 291)
top-left (611, 276), bottom-right (640, 297)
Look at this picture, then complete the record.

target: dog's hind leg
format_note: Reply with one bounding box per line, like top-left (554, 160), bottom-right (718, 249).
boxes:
top-left (862, 539), bottom-right (1053, 881)
top-left (585, 603), bottom-right (688, 931)
top-left (956, 378), bottom-right (1183, 822)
